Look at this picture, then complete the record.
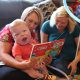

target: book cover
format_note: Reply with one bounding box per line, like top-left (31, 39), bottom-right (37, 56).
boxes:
top-left (30, 39), bottom-right (65, 61)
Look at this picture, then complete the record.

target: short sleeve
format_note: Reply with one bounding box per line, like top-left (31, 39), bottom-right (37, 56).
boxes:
top-left (72, 25), bottom-right (80, 37)
top-left (41, 20), bottom-right (50, 34)
top-left (12, 43), bottom-right (21, 57)
top-left (0, 25), bottom-right (14, 43)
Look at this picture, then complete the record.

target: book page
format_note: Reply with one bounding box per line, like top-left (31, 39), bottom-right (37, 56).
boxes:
top-left (30, 39), bottom-right (65, 62)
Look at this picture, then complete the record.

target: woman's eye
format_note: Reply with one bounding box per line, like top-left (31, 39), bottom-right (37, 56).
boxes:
top-left (14, 33), bottom-right (19, 37)
top-left (27, 19), bottom-right (38, 26)
top-left (23, 30), bottom-right (27, 32)
top-left (28, 19), bottom-right (33, 23)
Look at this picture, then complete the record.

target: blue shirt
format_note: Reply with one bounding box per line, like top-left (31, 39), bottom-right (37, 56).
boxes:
top-left (41, 20), bottom-right (80, 61)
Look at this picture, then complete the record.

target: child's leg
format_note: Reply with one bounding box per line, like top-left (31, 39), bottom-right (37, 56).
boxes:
top-left (36, 62), bottom-right (48, 75)
top-left (23, 68), bottom-right (44, 79)
top-left (40, 65), bottom-right (48, 75)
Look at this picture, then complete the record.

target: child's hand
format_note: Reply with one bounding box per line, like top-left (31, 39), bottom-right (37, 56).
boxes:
top-left (29, 57), bottom-right (39, 68)
top-left (17, 58), bottom-right (38, 70)
top-left (34, 61), bottom-right (48, 75)
top-left (43, 55), bottom-right (52, 64)
top-left (16, 60), bottom-right (30, 70)
top-left (33, 61), bottom-right (42, 69)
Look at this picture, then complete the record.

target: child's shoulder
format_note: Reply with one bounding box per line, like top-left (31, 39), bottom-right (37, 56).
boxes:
top-left (31, 38), bottom-right (38, 44)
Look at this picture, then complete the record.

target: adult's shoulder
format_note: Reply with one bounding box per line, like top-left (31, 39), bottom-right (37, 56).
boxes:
top-left (72, 24), bottom-right (80, 37)
top-left (41, 20), bottom-right (56, 29)
top-left (0, 24), bottom-right (13, 43)
top-left (41, 20), bottom-right (50, 31)
top-left (74, 24), bottom-right (80, 31)
top-left (42, 20), bottom-right (50, 27)
top-left (41, 20), bottom-right (50, 35)
top-left (41, 20), bottom-right (56, 34)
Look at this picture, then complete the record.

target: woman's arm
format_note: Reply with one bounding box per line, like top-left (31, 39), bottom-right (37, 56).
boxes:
top-left (68, 36), bottom-right (80, 75)
top-left (40, 31), bottom-right (48, 43)
top-left (0, 41), bottom-right (23, 68)
top-left (68, 52), bottom-right (80, 75)
top-left (74, 36), bottom-right (80, 61)
top-left (0, 41), bottom-right (38, 70)
top-left (0, 41), bottom-right (16, 66)
top-left (15, 55), bottom-right (25, 62)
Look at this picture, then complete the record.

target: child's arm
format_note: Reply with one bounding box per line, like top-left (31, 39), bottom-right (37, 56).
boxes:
top-left (15, 55), bottom-right (26, 62)
top-left (12, 44), bottom-right (35, 69)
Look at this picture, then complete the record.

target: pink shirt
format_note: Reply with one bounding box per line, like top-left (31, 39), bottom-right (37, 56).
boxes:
top-left (0, 25), bottom-right (14, 44)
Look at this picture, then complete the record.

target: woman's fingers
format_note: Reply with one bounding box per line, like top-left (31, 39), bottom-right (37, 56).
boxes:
top-left (68, 62), bottom-right (77, 76)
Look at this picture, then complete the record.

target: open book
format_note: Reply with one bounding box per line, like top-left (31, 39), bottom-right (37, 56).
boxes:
top-left (30, 39), bottom-right (65, 61)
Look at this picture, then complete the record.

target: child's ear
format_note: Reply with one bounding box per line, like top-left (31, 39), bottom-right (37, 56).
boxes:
top-left (12, 35), bottom-right (16, 42)
top-left (14, 38), bottom-right (16, 42)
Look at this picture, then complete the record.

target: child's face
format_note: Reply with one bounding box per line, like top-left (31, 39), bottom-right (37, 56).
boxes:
top-left (12, 24), bottom-right (31, 45)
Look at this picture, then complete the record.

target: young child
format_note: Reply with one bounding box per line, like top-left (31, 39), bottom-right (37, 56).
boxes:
top-left (9, 19), bottom-right (48, 79)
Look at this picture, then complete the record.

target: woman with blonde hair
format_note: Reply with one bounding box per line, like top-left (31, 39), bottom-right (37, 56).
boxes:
top-left (40, 6), bottom-right (80, 75)
top-left (0, 6), bottom-right (43, 80)
top-left (21, 6), bottom-right (43, 42)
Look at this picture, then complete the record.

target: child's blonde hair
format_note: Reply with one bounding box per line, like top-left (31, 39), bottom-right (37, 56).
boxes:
top-left (9, 19), bottom-right (27, 34)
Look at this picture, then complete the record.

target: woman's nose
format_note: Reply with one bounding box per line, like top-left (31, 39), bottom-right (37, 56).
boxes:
top-left (30, 23), bottom-right (36, 29)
